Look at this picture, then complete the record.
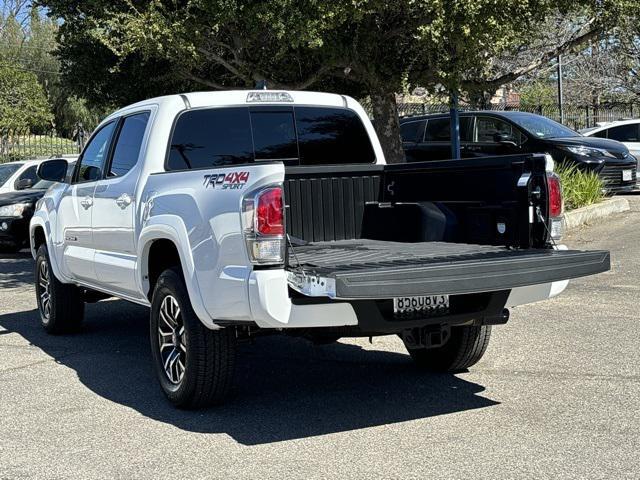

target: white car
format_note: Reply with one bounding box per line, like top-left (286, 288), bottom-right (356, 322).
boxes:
top-left (30, 90), bottom-right (610, 408)
top-left (0, 156), bottom-right (79, 194)
top-left (0, 159), bottom-right (44, 194)
top-left (581, 119), bottom-right (640, 161)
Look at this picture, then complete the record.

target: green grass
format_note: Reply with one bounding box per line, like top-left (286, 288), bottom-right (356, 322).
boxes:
top-left (555, 163), bottom-right (605, 211)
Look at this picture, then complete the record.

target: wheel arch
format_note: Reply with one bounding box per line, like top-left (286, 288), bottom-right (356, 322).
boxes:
top-left (29, 215), bottom-right (66, 283)
top-left (137, 220), bottom-right (218, 329)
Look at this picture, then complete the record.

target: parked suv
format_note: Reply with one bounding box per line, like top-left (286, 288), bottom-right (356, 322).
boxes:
top-left (400, 111), bottom-right (637, 192)
top-left (32, 91), bottom-right (609, 408)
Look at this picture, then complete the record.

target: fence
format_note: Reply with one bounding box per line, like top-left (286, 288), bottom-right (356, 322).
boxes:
top-left (0, 127), bottom-right (88, 163)
top-left (394, 102), bottom-right (640, 131)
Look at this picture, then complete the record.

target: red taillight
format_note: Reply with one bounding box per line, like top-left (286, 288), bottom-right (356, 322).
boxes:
top-left (547, 173), bottom-right (563, 218)
top-left (256, 187), bottom-right (284, 236)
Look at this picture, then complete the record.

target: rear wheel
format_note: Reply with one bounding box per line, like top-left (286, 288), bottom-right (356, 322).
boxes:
top-left (405, 325), bottom-right (492, 372)
top-left (150, 268), bottom-right (236, 408)
top-left (35, 244), bottom-right (85, 334)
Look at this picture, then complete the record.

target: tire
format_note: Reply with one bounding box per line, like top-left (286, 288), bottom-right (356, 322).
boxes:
top-left (35, 244), bottom-right (85, 334)
top-left (150, 268), bottom-right (236, 408)
top-left (406, 325), bottom-right (492, 372)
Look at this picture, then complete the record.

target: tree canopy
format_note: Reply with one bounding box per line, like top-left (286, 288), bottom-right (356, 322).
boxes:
top-left (41, 0), bottom-right (638, 161)
top-left (0, 64), bottom-right (52, 131)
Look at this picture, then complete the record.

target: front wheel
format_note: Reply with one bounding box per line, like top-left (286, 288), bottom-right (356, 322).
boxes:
top-left (405, 325), bottom-right (492, 372)
top-left (35, 244), bottom-right (85, 333)
top-left (150, 268), bottom-right (236, 408)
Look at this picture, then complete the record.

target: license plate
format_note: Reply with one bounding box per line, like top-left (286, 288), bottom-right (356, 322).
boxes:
top-left (393, 295), bottom-right (449, 314)
top-left (623, 169), bottom-right (633, 181)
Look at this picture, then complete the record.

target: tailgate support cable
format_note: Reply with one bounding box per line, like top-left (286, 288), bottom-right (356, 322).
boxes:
top-left (535, 206), bottom-right (557, 248)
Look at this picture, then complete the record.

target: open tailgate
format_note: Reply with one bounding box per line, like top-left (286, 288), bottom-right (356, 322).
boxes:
top-left (286, 240), bottom-right (610, 299)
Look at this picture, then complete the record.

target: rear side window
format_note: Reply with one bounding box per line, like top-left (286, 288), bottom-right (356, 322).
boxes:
top-left (166, 106), bottom-right (375, 170)
top-left (109, 112), bottom-right (150, 177)
top-left (607, 124), bottom-right (640, 142)
top-left (167, 108), bottom-right (253, 170)
top-left (400, 121), bottom-right (423, 143)
top-left (295, 107), bottom-right (375, 165)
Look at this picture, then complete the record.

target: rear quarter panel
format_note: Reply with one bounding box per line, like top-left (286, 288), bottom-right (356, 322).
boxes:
top-left (139, 163), bottom-right (285, 325)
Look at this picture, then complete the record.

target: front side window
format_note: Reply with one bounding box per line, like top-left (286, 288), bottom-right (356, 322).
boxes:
top-left (592, 129), bottom-right (608, 139)
top-left (76, 122), bottom-right (117, 182)
top-left (607, 124), bottom-right (640, 142)
top-left (475, 116), bottom-right (525, 144)
top-left (109, 112), bottom-right (150, 177)
top-left (423, 117), bottom-right (472, 142)
top-left (16, 165), bottom-right (38, 187)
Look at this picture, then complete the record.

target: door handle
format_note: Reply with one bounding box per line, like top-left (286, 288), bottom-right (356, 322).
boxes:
top-left (80, 196), bottom-right (93, 209)
top-left (116, 193), bottom-right (132, 209)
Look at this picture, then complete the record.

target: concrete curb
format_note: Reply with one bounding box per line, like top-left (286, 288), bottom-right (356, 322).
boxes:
top-left (564, 197), bottom-right (630, 230)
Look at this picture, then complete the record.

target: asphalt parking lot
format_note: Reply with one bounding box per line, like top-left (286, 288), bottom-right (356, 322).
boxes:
top-left (1, 197), bottom-right (639, 479)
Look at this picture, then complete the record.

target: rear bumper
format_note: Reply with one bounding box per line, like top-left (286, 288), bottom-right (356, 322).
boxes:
top-left (248, 271), bottom-right (575, 330)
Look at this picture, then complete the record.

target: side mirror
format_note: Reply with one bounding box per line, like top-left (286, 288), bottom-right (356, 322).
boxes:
top-left (37, 159), bottom-right (69, 183)
top-left (15, 178), bottom-right (34, 190)
top-left (493, 132), bottom-right (518, 147)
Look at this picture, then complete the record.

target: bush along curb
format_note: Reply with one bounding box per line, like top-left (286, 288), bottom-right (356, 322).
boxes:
top-left (564, 197), bottom-right (630, 230)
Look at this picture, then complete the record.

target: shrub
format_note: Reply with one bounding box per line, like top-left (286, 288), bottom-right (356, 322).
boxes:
top-left (555, 163), bottom-right (605, 211)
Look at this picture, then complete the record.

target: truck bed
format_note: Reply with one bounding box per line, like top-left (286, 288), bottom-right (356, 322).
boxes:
top-left (287, 239), bottom-right (610, 299)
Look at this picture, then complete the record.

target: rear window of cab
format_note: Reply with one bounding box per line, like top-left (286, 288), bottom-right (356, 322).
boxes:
top-left (166, 106), bottom-right (376, 170)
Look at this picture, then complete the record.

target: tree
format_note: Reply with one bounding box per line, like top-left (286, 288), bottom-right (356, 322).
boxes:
top-left (0, 64), bottom-right (52, 130)
top-left (41, 0), bottom-right (633, 162)
top-left (1, 4), bottom-right (105, 135)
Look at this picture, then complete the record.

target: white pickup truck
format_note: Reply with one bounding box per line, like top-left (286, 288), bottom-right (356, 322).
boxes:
top-left (31, 90), bottom-right (610, 408)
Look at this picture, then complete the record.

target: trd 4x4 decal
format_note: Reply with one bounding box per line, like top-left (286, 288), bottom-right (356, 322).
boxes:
top-left (203, 171), bottom-right (250, 190)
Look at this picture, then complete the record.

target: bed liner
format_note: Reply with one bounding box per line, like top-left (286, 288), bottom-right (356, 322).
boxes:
top-left (286, 239), bottom-right (610, 299)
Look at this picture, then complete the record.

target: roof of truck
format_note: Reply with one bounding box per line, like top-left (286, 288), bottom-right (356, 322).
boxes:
top-left (109, 90), bottom-right (353, 116)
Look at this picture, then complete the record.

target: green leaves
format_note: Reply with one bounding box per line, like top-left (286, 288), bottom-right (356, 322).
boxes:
top-left (0, 65), bottom-right (53, 131)
top-left (555, 163), bottom-right (605, 210)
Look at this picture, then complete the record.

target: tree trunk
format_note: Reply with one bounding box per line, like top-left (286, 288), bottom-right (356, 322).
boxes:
top-left (370, 91), bottom-right (405, 164)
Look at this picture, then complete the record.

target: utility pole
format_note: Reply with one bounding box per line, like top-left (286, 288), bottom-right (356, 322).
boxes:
top-left (449, 90), bottom-right (461, 160)
top-left (557, 54), bottom-right (565, 125)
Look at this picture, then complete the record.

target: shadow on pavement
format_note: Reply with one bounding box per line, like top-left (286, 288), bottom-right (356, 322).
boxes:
top-left (0, 250), bottom-right (34, 289)
top-left (0, 300), bottom-right (499, 445)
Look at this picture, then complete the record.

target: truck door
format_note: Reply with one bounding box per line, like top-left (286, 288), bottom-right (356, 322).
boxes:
top-left (57, 121), bottom-right (117, 283)
top-left (93, 111), bottom-right (151, 298)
